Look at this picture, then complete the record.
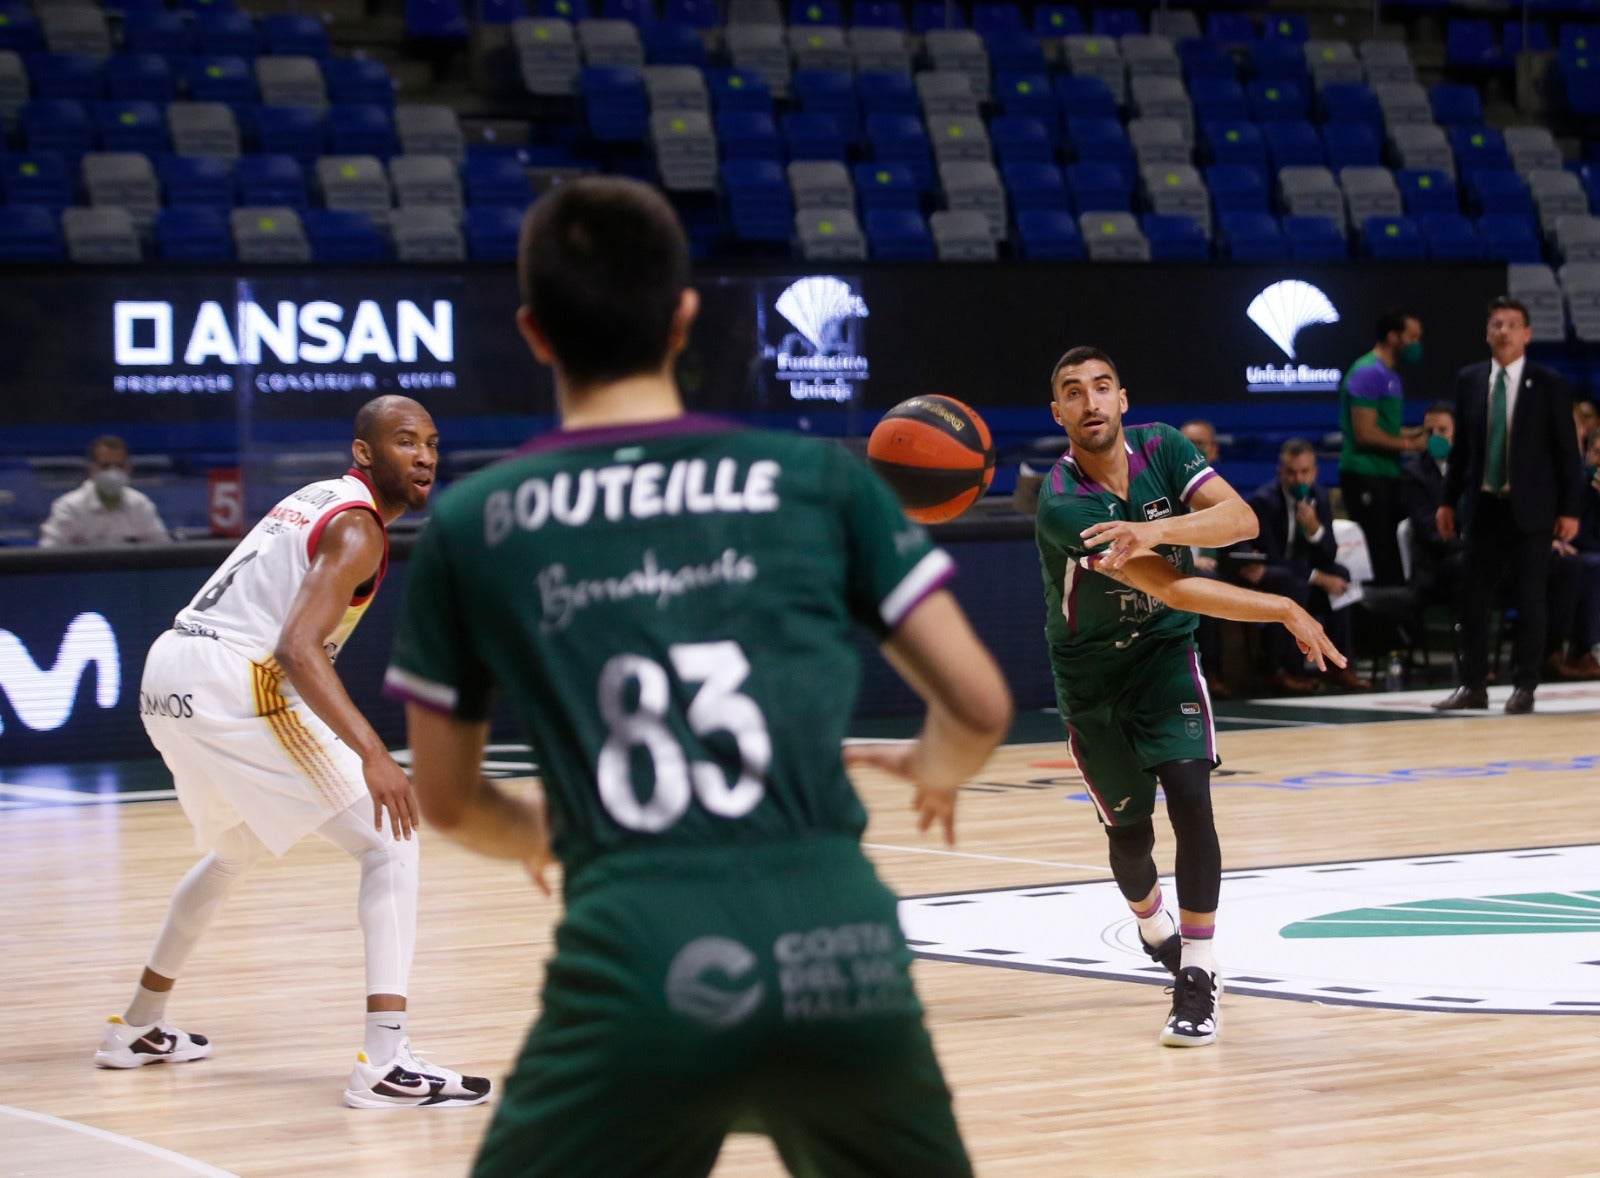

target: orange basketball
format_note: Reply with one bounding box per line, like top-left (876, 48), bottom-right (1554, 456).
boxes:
top-left (866, 395), bottom-right (996, 524)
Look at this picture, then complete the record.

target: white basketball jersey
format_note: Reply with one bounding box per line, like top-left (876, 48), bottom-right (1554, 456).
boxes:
top-left (174, 469), bottom-right (389, 665)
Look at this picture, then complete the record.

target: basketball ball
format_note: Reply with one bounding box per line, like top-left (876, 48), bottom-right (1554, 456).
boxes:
top-left (866, 395), bottom-right (995, 524)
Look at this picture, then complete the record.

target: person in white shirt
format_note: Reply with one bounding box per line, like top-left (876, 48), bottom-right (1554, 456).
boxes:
top-left (38, 436), bottom-right (172, 548)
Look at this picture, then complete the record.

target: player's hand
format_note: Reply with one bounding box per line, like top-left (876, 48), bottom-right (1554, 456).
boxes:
top-left (1079, 518), bottom-right (1157, 570)
top-left (364, 751), bottom-right (420, 840)
top-left (1437, 505), bottom-right (1457, 541)
top-left (1193, 555), bottom-right (1218, 574)
top-left (843, 743), bottom-right (961, 845)
top-left (1555, 515), bottom-right (1580, 543)
top-left (521, 784), bottom-right (556, 895)
top-left (911, 786), bottom-right (958, 846)
top-left (1283, 606), bottom-right (1346, 672)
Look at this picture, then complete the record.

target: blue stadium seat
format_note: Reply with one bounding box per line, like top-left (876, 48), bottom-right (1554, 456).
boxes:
top-left (462, 152), bottom-right (534, 206)
top-left (303, 208), bottom-right (388, 260)
top-left (1202, 120), bottom-right (1269, 169)
top-left (106, 54), bottom-right (175, 101)
top-left (0, 2), bottom-right (44, 53)
top-left (1317, 83), bottom-right (1383, 134)
top-left (262, 15), bottom-right (332, 57)
top-left (1014, 207), bottom-right (1083, 258)
top-left (195, 11), bottom-right (260, 56)
top-left (1030, 4), bottom-right (1081, 38)
top-left (1189, 78), bottom-right (1249, 124)
top-left (1419, 211), bottom-right (1482, 258)
top-left (720, 157), bottom-right (793, 243)
top-left (235, 152), bottom-right (308, 208)
top-left (1559, 23), bottom-right (1600, 55)
top-left (1090, 7), bottom-right (1140, 39)
top-left (1430, 82), bottom-right (1485, 127)
top-left (1262, 14), bottom-right (1308, 43)
top-left (2, 152), bottom-right (73, 210)
top-left (536, 0), bottom-right (588, 18)
top-left (1065, 116), bottom-right (1133, 181)
top-left (254, 105), bottom-right (327, 164)
top-left (1179, 38), bottom-right (1237, 83)
top-left (852, 0), bottom-right (907, 29)
top-left (122, 10), bottom-right (191, 55)
top-left (29, 53), bottom-right (103, 102)
top-left (990, 114), bottom-right (1052, 164)
top-left (1263, 120), bottom-right (1323, 168)
top-left (324, 58), bottom-right (396, 107)
top-left (1054, 74), bottom-right (1118, 122)
top-left (1477, 212), bottom-right (1542, 262)
top-left (1206, 11), bottom-right (1256, 46)
top-left (1248, 79), bottom-right (1309, 122)
top-left (1562, 52), bottom-right (1600, 118)
top-left (1143, 212), bottom-right (1210, 258)
top-left (856, 69), bottom-right (917, 117)
top-left (0, 205), bottom-right (65, 260)
top-left (972, 2), bottom-right (1022, 35)
top-left (478, 0), bottom-right (528, 23)
top-left (642, 21), bottom-right (705, 65)
top-left (1283, 213), bottom-right (1346, 258)
top-left (1066, 161), bottom-right (1131, 212)
top-left (153, 206), bottom-right (234, 260)
top-left (995, 72), bottom-right (1056, 133)
top-left (865, 112), bottom-right (933, 189)
top-left (1450, 126), bottom-right (1512, 177)
top-left (852, 160), bottom-right (919, 209)
top-left (95, 100), bottom-right (167, 153)
top-left (707, 68), bottom-right (774, 115)
top-left (1221, 215), bottom-right (1291, 260)
top-left (1445, 19), bottom-right (1500, 70)
top-left (912, 1), bottom-right (965, 32)
top-left (1001, 160), bottom-right (1068, 211)
top-left (463, 205), bottom-right (523, 259)
top-left (1322, 122), bottom-right (1381, 170)
top-left (1249, 41), bottom-right (1308, 85)
top-left (1467, 168), bottom-right (1534, 216)
top-left (984, 29), bottom-right (1045, 74)
top-left (663, 0), bottom-right (718, 29)
top-left (1362, 214), bottom-right (1425, 258)
top-left (180, 0), bottom-right (238, 14)
top-left (790, 0), bottom-right (843, 25)
top-left (406, 0), bottom-right (470, 38)
top-left (581, 66), bottom-right (649, 143)
top-left (603, 0), bottom-right (654, 23)
top-left (1206, 163), bottom-right (1269, 212)
top-left (187, 56), bottom-right (257, 105)
top-left (793, 69), bottom-right (859, 143)
top-left (20, 100), bottom-right (92, 163)
top-left (864, 206), bottom-right (935, 257)
top-left (328, 103), bottom-right (398, 158)
top-left (1504, 22), bottom-right (1551, 57)
top-left (1397, 168), bottom-right (1458, 214)
top-left (158, 153), bottom-right (234, 207)
top-left (783, 112), bottom-right (848, 161)
top-left (716, 109), bottom-right (783, 159)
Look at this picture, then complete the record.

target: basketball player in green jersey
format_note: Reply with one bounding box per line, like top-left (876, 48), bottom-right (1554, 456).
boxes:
top-left (383, 177), bottom-right (1013, 1176)
top-left (1036, 346), bottom-right (1345, 1048)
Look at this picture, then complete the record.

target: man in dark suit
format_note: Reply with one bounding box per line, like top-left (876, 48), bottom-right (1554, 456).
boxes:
top-left (1399, 401), bottom-right (1466, 604)
top-left (1233, 439), bottom-right (1372, 693)
top-left (1435, 295), bottom-right (1584, 714)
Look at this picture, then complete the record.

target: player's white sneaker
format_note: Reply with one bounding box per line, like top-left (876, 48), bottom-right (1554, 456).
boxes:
top-left (93, 1016), bottom-right (213, 1068)
top-left (343, 1039), bottom-right (492, 1109)
top-left (1160, 966), bottom-right (1220, 1048)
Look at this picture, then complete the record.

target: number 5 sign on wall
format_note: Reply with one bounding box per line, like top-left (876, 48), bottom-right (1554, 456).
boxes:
top-left (208, 469), bottom-right (245, 538)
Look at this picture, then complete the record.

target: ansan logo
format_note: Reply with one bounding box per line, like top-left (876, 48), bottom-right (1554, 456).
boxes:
top-left (0, 613), bottom-right (120, 737)
top-left (113, 299), bottom-right (455, 367)
top-left (1244, 280), bottom-right (1343, 394)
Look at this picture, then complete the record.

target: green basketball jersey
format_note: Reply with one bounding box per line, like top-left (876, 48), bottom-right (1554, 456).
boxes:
top-left (1035, 422), bottom-right (1214, 665)
top-left (386, 415), bottom-right (953, 876)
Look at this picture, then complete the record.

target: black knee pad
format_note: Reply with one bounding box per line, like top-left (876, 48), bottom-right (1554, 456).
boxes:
top-left (1156, 759), bottom-right (1221, 913)
top-left (1103, 818), bottom-right (1157, 901)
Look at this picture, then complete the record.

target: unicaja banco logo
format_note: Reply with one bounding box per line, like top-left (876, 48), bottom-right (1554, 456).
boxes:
top-left (771, 276), bottom-right (869, 404)
top-left (0, 613), bottom-right (120, 737)
top-left (1244, 280), bottom-right (1343, 393)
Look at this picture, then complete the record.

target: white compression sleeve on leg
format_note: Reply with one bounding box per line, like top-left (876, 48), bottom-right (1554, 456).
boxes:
top-left (144, 822), bottom-right (269, 981)
top-left (316, 801), bottom-right (420, 998)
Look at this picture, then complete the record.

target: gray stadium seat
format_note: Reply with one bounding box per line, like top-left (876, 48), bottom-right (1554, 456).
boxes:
top-left (391, 207), bottom-right (466, 262)
top-left (231, 207), bottom-right (312, 263)
top-left (389, 154), bottom-right (463, 211)
top-left (788, 159), bottom-right (853, 209)
top-left (1389, 123), bottom-right (1454, 177)
top-left (1373, 81), bottom-right (1431, 129)
top-left (848, 27), bottom-right (910, 74)
top-left (938, 160), bottom-right (1005, 239)
top-left (82, 152), bottom-right (160, 230)
top-left (787, 26), bottom-right (851, 73)
top-left (1306, 39), bottom-right (1363, 88)
top-left (1528, 169), bottom-right (1587, 236)
top-left (643, 65), bottom-right (709, 113)
top-left (1555, 214), bottom-right (1600, 264)
top-left (1505, 126), bottom-right (1563, 174)
top-left (316, 155), bottom-right (392, 222)
top-left (1339, 166), bottom-right (1403, 224)
top-left (728, 0), bottom-right (783, 24)
top-left (1149, 10), bottom-right (1199, 42)
top-left (1142, 163), bottom-right (1210, 233)
top-left (1558, 262), bottom-right (1600, 341)
top-left (577, 19), bottom-right (645, 68)
top-left (1507, 262), bottom-right (1566, 341)
top-left (726, 25), bottom-right (790, 97)
top-left (396, 105), bottom-right (466, 162)
top-left (256, 56), bottom-right (327, 109)
top-left (1129, 76), bottom-right (1192, 139)
top-left (1120, 34), bottom-right (1179, 80)
top-left (1063, 35), bottom-right (1125, 104)
top-left (1359, 38), bottom-right (1416, 84)
top-left (1079, 210), bottom-right (1150, 260)
top-left (167, 102), bottom-right (241, 158)
top-left (925, 29), bottom-right (990, 95)
top-left (1129, 117), bottom-right (1189, 166)
top-left (795, 207), bottom-right (867, 259)
top-left (63, 207), bottom-right (141, 262)
top-left (41, 6), bottom-right (111, 58)
top-left (1280, 165), bottom-right (1346, 232)
top-left (929, 115), bottom-right (990, 164)
top-left (513, 19), bottom-right (580, 96)
top-left (0, 51), bottom-right (26, 125)
top-left (916, 70), bottom-right (980, 118)
top-left (930, 210), bottom-right (997, 260)
top-left (651, 109), bottom-right (717, 190)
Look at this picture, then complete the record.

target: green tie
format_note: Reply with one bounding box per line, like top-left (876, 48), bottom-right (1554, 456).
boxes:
top-left (1485, 367), bottom-right (1508, 492)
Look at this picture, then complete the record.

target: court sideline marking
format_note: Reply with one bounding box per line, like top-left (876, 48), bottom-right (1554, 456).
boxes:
top-left (0, 1105), bottom-right (240, 1177)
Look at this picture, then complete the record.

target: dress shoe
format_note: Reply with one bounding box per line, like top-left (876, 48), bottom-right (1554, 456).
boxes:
top-left (1205, 674), bottom-right (1233, 701)
top-left (1544, 652), bottom-right (1586, 681)
top-left (1504, 687), bottom-right (1535, 715)
top-left (1432, 686), bottom-right (1488, 711)
top-left (1323, 665), bottom-right (1372, 693)
top-left (1567, 653), bottom-right (1600, 680)
top-left (1269, 667), bottom-right (1319, 696)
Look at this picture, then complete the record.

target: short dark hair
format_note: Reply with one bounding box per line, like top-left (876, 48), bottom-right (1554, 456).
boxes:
top-left (1424, 400), bottom-right (1454, 418)
top-left (1180, 418), bottom-right (1215, 434)
top-left (518, 177), bottom-right (691, 387)
top-left (87, 434), bottom-right (127, 462)
top-left (353, 395), bottom-right (425, 446)
top-left (1375, 308), bottom-right (1417, 342)
top-left (1051, 345), bottom-right (1119, 388)
top-left (1487, 295), bottom-right (1530, 327)
top-left (1279, 437), bottom-right (1316, 462)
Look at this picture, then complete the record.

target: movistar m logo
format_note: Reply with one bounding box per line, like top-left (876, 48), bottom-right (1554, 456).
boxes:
top-left (0, 613), bottom-right (121, 736)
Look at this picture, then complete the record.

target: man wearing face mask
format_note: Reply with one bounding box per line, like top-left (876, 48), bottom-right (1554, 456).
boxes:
top-left (39, 436), bottom-right (172, 548)
top-left (1399, 401), bottom-right (1466, 604)
top-left (1337, 308), bottom-right (1428, 588)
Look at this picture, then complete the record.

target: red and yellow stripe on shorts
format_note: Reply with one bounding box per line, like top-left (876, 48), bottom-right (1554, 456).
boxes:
top-left (251, 658), bottom-right (359, 811)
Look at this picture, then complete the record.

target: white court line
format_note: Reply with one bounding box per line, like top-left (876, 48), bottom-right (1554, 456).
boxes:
top-left (0, 783), bottom-right (176, 805)
top-left (0, 1105), bottom-right (240, 1177)
top-left (863, 843), bottom-right (1105, 872)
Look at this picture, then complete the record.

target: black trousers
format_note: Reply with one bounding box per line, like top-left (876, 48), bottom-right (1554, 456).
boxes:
top-left (1459, 496), bottom-right (1553, 691)
top-left (1340, 470), bottom-right (1404, 587)
top-left (1253, 563), bottom-right (1355, 672)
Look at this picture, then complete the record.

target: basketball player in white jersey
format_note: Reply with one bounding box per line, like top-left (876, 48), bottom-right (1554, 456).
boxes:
top-left (95, 395), bottom-right (491, 1109)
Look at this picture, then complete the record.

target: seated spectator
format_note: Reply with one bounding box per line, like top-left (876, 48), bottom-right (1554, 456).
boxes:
top-left (1180, 418), bottom-right (1232, 700)
top-left (1399, 400), bottom-right (1465, 604)
top-left (38, 436), bottom-right (171, 548)
top-left (1229, 438), bottom-right (1372, 694)
top-left (1547, 428), bottom-right (1600, 679)
top-left (1576, 398), bottom-right (1599, 450)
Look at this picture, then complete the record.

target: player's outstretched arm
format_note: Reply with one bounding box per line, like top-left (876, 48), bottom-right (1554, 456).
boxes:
top-left (843, 590), bottom-right (1013, 844)
top-left (275, 510), bottom-right (419, 839)
top-left (1109, 551), bottom-right (1347, 672)
top-left (1080, 474), bottom-right (1258, 570)
top-left (406, 706), bottom-right (550, 878)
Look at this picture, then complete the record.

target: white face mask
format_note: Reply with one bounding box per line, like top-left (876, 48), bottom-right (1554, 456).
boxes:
top-left (92, 467), bottom-right (129, 499)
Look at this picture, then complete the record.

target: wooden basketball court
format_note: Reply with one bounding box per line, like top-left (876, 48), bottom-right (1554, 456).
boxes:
top-left (5, 691), bottom-right (1598, 1176)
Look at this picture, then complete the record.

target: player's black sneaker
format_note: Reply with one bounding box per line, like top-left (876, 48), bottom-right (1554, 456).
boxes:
top-left (1160, 966), bottom-right (1220, 1048)
top-left (1141, 931), bottom-right (1182, 976)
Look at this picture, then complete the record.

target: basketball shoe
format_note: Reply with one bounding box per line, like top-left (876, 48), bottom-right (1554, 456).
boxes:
top-left (94, 1016), bottom-right (213, 1068)
top-left (1141, 931), bottom-right (1182, 976)
top-left (343, 1039), bottom-right (492, 1109)
top-left (1160, 966), bottom-right (1220, 1048)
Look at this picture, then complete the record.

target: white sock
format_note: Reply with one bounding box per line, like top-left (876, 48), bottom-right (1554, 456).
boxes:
top-left (125, 984), bottom-right (169, 1028)
top-left (1180, 928), bottom-right (1216, 976)
top-left (1136, 905), bottom-right (1176, 948)
top-left (364, 1011), bottom-right (407, 1063)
